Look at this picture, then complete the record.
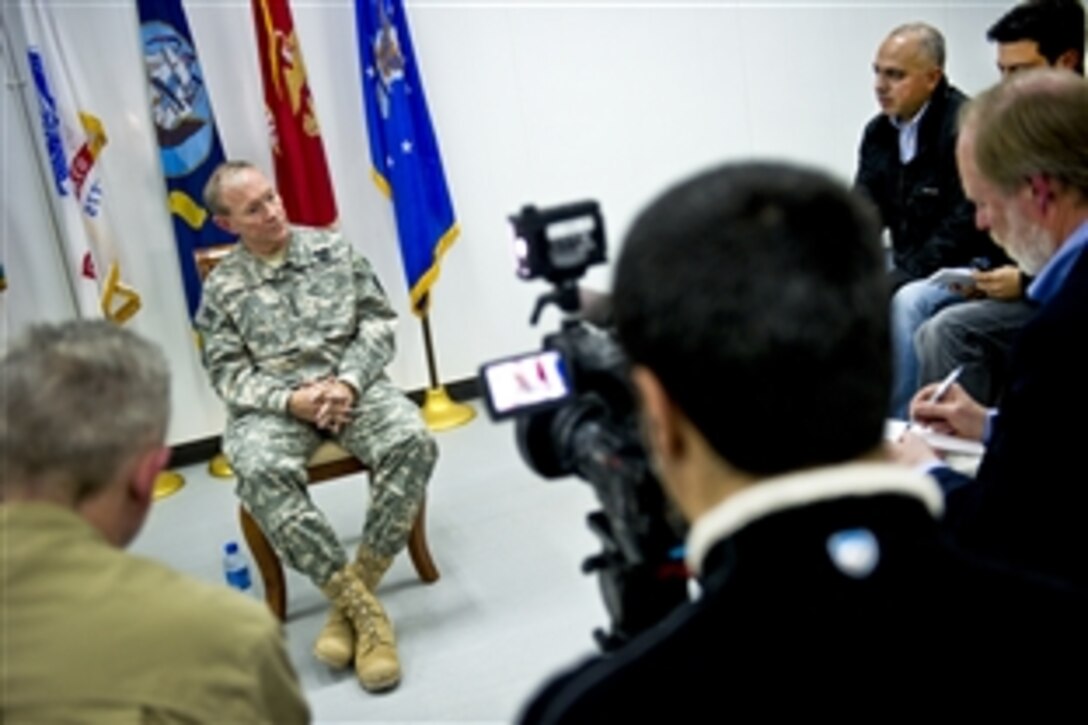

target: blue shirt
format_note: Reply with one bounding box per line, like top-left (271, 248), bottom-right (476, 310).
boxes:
top-left (983, 219), bottom-right (1088, 441)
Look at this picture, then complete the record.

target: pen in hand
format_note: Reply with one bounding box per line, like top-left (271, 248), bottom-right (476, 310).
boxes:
top-left (903, 365), bottom-right (963, 437)
top-left (927, 365), bottom-right (964, 404)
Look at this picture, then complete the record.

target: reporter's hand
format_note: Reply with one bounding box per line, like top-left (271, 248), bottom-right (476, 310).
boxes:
top-left (973, 265), bottom-right (1021, 300)
top-left (887, 429), bottom-right (943, 468)
top-left (908, 381), bottom-right (987, 441)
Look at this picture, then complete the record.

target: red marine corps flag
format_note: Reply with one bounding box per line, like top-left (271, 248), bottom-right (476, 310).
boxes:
top-left (250, 0), bottom-right (338, 226)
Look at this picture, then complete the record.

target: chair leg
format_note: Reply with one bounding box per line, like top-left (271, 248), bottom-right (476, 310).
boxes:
top-left (238, 505), bottom-right (287, 621)
top-left (407, 497), bottom-right (440, 584)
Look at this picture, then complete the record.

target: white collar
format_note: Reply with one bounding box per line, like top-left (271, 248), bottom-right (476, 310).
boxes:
top-left (685, 462), bottom-right (943, 576)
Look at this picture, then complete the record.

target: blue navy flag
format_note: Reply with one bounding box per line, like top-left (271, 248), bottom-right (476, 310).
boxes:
top-left (355, 0), bottom-right (459, 315)
top-left (137, 0), bottom-right (234, 318)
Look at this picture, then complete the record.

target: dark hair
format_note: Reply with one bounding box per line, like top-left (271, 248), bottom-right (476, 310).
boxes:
top-left (612, 162), bottom-right (889, 476)
top-left (987, 0), bottom-right (1085, 74)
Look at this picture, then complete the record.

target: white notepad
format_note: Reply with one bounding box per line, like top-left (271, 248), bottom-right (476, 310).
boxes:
top-left (927, 266), bottom-right (977, 291)
top-left (884, 419), bottom-right (986, 457)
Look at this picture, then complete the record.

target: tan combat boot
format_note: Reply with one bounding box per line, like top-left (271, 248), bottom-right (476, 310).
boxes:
top-left (312, 546), bottom-right (394, 669)
top-left (322, 564), bottom-right (400, 692)
top-left (313, 607), bottom-right (355, 669)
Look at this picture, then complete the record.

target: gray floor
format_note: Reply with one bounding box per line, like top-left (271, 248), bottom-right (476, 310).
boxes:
top-left (130, 401), bottom-right (609, 724)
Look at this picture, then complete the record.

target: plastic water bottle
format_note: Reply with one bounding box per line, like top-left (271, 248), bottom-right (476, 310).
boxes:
top-left (222, 541), bottom-right (253, 595)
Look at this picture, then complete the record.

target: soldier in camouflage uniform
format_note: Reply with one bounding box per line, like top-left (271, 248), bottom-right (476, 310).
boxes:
top-left (194, 160), bottom-right (437, 693)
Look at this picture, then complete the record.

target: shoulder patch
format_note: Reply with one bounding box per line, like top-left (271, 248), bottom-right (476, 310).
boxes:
top-left (826, 528), bottom-right (880, 579)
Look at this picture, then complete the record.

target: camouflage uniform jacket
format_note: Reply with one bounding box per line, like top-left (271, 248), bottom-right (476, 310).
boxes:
top-left (195, 226), bottom-right (397, 416)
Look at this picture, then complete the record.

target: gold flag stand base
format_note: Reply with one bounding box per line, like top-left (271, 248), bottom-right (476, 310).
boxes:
top-left (421, 386), bottom-right (476, 432)
top-left (152, 471), bottom-right (185, 501)
top-left (208, 452), bottom-right (234, 479)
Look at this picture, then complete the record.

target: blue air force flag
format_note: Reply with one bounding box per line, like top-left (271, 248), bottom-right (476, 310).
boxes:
top-left (355, 0), bottom-right (459, 315)
top-left (137, 0), bottom-right (234, 318)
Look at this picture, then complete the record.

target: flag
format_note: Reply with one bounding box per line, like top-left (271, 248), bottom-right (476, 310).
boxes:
top-left (136, 0), bottom-right (234, 319)
top-left (355, 0), bottom-right (459, 315)
top-left (250, 0), bottom-right (338, 227)
top-left (17, 1), bottom-right (141, 323)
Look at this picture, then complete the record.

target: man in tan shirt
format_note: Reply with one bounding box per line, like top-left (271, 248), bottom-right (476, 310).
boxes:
top-left (0, 320), bottom-right (309, 724)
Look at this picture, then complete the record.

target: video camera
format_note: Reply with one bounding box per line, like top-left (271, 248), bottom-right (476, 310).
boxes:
top-left (478, 201), bottom-right (690, 652)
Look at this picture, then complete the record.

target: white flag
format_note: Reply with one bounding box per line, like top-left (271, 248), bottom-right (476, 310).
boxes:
top-left (16, 1), bottom-right (140, 323)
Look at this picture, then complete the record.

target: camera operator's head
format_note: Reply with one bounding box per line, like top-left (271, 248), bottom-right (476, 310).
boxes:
top-left (613, 161), bottom-right (888, 522)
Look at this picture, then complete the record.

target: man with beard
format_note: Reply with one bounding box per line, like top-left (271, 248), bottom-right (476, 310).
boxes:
top-left (905, 0), bottom-right (1086, 414)
top-left (894, 69), bottom-right (1088, 589)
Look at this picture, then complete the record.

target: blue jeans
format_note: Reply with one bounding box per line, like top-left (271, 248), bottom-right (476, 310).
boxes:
top-left (889, 279), bottom-right (963, 419)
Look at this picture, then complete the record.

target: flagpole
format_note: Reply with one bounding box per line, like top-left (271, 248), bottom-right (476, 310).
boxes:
top-left (418, 294), bottom-right (475, 431)
top-left (355, 0), bottom-right (469, 431)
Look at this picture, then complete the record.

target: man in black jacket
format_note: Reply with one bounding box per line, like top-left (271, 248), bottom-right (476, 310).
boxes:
top-left (855, 23), bottom-right (992, 292)
top-left (518, 159), bottom-right (1088, 724)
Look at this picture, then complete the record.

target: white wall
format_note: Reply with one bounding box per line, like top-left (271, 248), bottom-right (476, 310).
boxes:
top-left (1, 0), bottom-right (1012, 446)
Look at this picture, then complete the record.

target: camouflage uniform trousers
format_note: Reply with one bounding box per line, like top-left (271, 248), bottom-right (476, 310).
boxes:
top-left (224, 377), bottom-right (438, 588)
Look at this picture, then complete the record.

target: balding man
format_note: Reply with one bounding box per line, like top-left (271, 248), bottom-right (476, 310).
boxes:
top-left (856, 23), bottom-right (1002, 417)
top-left (855, 22), bottom-right (994, 296)
top-left (195, 160), bottom-right (438, 693)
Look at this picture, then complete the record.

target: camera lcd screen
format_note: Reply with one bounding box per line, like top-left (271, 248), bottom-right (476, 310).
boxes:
top-left (479, 349), bottom-right (573, 420)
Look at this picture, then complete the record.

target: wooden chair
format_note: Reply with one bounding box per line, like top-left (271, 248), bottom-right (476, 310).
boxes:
top-left (195, 245), bottom-right (439, 621)
top-left (240, 437), bottom-right (439, 618)
top-left (238, 441), bottom-right (439, 621)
